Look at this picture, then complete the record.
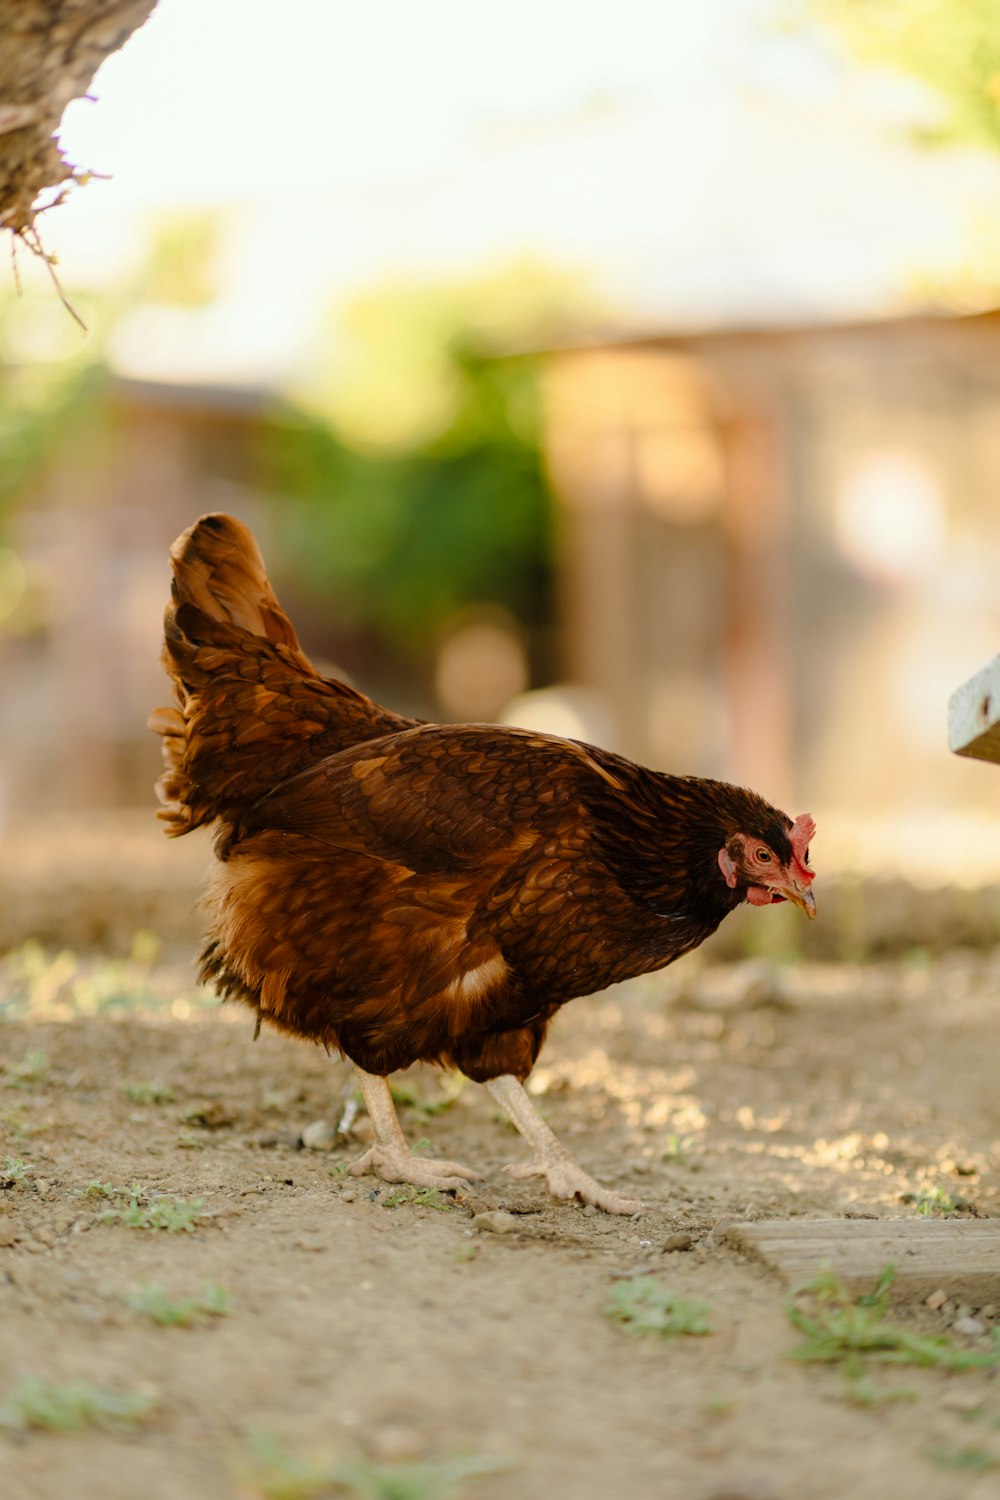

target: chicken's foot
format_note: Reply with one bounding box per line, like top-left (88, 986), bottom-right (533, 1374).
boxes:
top-left (486, 1074), bottom-right (644, 1215)
top-left (349, 1067), bottom-right (481, 1192)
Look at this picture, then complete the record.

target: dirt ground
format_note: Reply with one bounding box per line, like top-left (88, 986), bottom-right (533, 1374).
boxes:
top-left (5, 940), bottom-right (1000, 1500)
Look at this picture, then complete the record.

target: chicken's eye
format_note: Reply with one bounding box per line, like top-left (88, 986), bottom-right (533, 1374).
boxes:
top-left (755, 848), bottom-right (772, 863)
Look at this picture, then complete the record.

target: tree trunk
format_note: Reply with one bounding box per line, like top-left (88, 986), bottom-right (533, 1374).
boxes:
top-left (0, 0), bottom-right (156, 240)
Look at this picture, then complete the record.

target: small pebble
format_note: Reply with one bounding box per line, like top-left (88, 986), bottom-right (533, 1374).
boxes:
top-left (461, 1195), bottom-right (501, 1215)
top-left (472, 1210), bottom-right (520, 1235)
top-left (953, 1316), bottom-right (987, 1337)
top-left (302, 1120), bottom-right (337, 1152)
top-left (662, 1231), bottom-right (695, 1253)
top-left (0, 1225), bottom-right (17, 1248)
top-left (582, 1204), bottom-right (597, 1217)
top-left (925, 1288), bottom-right (948, 1311)
top-left (340, 1190), bottom-right (357, 1203)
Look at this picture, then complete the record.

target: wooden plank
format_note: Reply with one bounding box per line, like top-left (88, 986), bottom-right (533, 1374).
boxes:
top-left (726, 1218), bottom-right (1000, 1304)
top-left (949, 655), bottom-right (1000, 763)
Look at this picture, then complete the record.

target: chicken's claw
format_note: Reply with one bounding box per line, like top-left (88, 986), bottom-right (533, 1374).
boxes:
top-left (503, 1159), bottom-right (644, 1216)
top-left (348, 1144), bottom-right (481, 1193)
top-left (486, 1074), bottom-right (645, 1215)
top-left (348, 1068), bottom-right (482, 1192)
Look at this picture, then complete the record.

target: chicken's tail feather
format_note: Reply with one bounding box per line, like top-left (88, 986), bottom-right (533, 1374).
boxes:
top-left (150, 513), bottom-right (417, 842)
top-left (166, 512), bottom-right (307, 659)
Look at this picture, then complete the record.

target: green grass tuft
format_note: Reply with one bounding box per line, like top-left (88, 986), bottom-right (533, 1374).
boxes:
top-left (6, 1049), bottom-right (49, 1088)
top-left (84, 1179), bottom-right (117, 1199)
top-left (85, 1178), bottom-right (145, 1200)
top-left (332, 1453), bottom-right (509, 1500)
top-left (0, 1375), bottom-right (157, 1434)
top-left (122, 1081), bottom-right (175, 1105)
top-left (236, 1429), bottom-right (508, 1500)
top-left (788, 1265), bottom-right (1000, 1374)
top-left (1, 1155), bottom-right (32, 1187)
top-left (605, 1278), bottom-right (712, 1339)
top-left (914, 1186), bottom-right (959, 1216)
top-left (126, 1280), bottom-right (232, 1326)
top-left (927, 1445), bottom-right (1000, 1473)
top-left (841, 1374), bottom-right (918, 1407)
top-left (98, 1193), bottom-right (207, 1233)
top-left (381, 1185), bottom-right (454, 1212)
top-left (236, 1429), bottom-right (334, 1500)
top-left (660, 1133), bottom-right (696, 1163)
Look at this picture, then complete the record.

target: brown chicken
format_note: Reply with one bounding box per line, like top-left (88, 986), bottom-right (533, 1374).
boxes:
top-left (151, 514), bottom-right (816, 1214)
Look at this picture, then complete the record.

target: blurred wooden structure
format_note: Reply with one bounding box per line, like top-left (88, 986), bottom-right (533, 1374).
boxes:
top-left (8, 311), bottom-right (1000, 823)
top-left (0, 378), bottom-right (270, 819)
top-left (541, 312), bottom-right (1000, 807)
top-left (950, 655), bottom-right (1000, 763)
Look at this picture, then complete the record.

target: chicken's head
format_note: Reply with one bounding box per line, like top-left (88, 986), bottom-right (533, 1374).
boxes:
top-left (717, 812), bottom-right (816, 918)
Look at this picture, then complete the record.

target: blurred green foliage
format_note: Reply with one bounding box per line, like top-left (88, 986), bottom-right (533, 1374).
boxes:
top-left (140, 210), bottom-right (222, 306)
top-left (808, 0), bottom-right (1000, 151)
top-left (1, 242), bottom-right (595, 676)
top-left (0, 293), bottom-right (107, 524)
top-left (0, 212), bottom-right (228, 540)
top-left (263, 261), bottom-right (598, 661)
top-left (264, 356), bottom-right (551, 659)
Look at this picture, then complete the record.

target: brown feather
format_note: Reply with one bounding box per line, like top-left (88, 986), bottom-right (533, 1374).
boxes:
top-left (153, 513), bottom-right (811, 1085)
top-left (150, 513), bottom-right (420, 839)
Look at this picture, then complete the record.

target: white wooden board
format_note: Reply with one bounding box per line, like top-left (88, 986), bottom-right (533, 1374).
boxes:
top-left (726, 1218), bottom-right (1000, 1304)
top-left (949, 655), bottom-right (1000, 763)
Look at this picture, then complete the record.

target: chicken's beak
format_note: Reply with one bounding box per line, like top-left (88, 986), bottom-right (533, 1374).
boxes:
top-left (776, 881), bottom-right (816, 920)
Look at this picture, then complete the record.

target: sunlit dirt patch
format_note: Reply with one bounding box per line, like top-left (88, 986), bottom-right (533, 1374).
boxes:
top-left (4, 944), bottom-right (1000, 1498)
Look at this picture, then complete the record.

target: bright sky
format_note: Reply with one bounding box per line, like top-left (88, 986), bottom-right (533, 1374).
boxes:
top-left (29, 0), bottom-right (1000, 383)
top-left (58, 0), bottom-right (749, 204)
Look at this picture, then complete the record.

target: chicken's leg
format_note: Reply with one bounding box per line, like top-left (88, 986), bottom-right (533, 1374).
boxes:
top-left (486, 1074), bottom-right (644, 1216)
top-left (348, 1067), bottom-right (481, 1192)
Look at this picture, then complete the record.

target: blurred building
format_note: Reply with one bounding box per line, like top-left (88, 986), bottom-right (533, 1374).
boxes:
top-left (0, 378), bottom-right (271, 822)
top-left (540, 311), bottom-right (1000, 813)
top-left (5, 311), bottom-right (1000, 831)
